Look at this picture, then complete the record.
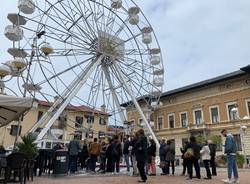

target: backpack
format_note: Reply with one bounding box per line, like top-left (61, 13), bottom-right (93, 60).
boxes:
top-left (184, 148), bottom-right (193, 158)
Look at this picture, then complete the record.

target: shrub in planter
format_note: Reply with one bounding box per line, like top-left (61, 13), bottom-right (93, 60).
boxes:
top-left (16, 133), bottom-right (38, 159)
top-left (236, 152), bottom-right (245, 168)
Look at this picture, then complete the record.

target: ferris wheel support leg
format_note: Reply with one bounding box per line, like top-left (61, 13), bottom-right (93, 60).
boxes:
top-left (102, 65), bottom-right (127, 124)
top-left (35, 55), bottom-right (104, 141)
top-left (113, 62), bottom-right (160, 150)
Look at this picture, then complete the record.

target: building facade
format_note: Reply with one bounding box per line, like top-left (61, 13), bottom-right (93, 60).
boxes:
top-left (126, 66), bottom-right (250, 159)
top-left (0, 101), bottom-right (109, 149)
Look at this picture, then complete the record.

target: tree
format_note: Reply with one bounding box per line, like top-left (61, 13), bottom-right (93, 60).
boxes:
top-left (16, 133), bottom-right (38, 159)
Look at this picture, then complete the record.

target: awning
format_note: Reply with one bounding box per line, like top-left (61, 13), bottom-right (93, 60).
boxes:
top-left (0, 94), bottom-right (35, 127)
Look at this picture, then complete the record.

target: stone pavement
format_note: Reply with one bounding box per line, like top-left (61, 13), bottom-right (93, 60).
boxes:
top-left (29, 168), bottom-right (250, 184)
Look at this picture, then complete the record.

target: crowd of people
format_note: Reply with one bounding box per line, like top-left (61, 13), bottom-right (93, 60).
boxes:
top-left (63, 128), bottom-right (240, 183)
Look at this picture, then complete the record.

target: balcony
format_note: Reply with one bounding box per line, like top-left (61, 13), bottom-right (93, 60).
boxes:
top-left (187, 122), bottom-right (209, 132)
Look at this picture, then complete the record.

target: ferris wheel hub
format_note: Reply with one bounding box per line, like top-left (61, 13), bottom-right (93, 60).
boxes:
top-left (98, 31), bottom-right (125, 60)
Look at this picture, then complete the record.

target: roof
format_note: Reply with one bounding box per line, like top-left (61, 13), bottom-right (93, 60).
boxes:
top-left (121, 65), bottom-right (250, 107)
top-left (162, 69), bottom-right (246, 97)
top-left (38, 101), bottom-right (110, 116)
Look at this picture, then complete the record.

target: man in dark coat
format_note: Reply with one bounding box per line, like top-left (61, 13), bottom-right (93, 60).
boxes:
top-left (68, 136), bottom-right (80, 173)
top-left (135, 129), bottom-right (148, 183)
top-left (208, 140), bottom-right (217, 176)
top-left (185, 136), bottom-right (201, 180)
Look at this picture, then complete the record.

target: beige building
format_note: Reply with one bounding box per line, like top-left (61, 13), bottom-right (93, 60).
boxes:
top-left (0, 101), bottom-right (109, 148)
top-left (125, 65), bottom-right (250, 160)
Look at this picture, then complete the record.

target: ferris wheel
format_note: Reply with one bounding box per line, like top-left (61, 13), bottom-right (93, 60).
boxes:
top-left (1, 0), bottom-right (164, 146)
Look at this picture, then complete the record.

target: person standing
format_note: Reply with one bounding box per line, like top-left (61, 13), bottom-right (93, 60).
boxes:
top-left (113, 135), bottom-right (122, 173)
top-left (79, 139), bottom-right (89, 170)
top-left (185, 136), bottom-right (201, 180)
top-left (208, 139), bottom-right (217, 176)
top-left (221, 129), bottom-right (240, 184)
top-left (180, 141), bottom-right (188, 176)
top-left (200, 141), bottom-right (212, 179)
top-left (147, 139), bottom-right (156, 176)
top-left (165, 140), bottom-right (175, 175)
top-left (123, 135), bottom-right (131, 173)
top-left (135, 129), bottom-right (148, 183)
top-left (106, 139), bottom-right (115, 173)
top-left (159, 139), bottom-right (167, 175)
top-left (89, 138), bottom-right (101, 172)
top-left (98, 141), bottom-right (107, 173)
top-left (131, 134), bottom-right (138, 176)
top-left (68, 135), bottom-right (80, 173)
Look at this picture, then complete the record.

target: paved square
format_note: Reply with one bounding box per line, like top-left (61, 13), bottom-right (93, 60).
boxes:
top-left (30, 171), bottom-right (249, 184)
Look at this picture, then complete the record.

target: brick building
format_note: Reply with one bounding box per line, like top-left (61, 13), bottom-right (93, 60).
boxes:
top-left (125, 65), bottom-right (250, 160)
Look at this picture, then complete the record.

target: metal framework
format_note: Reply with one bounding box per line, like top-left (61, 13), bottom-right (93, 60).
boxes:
top-left (3, 0), bottom-right (165, 149)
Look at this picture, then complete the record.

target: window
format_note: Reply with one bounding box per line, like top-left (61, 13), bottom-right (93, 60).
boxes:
top-left (37, 111), bottom-right (43, 121)
top-left (233, 134), bottom-right (242, 151)
top-left (85, 114), bottom-right (94, 124)
top-left (75, 116), bottom-right (83, 128)
top-left (210, 106), bottom-right (219, 123)
top-left (138, 118), bottom-right (143, 127)
top-left (180, 112), bottom-right (187, 127)
top-left (99, 118), bottom-right (107, 125)
top-left (10, 125), bottom-right (22, 136)
top-left (227, 103), bottom-right (238, 121)
top-left (86, 129), bottom-right (93, 139)
top-left (157, 116), bottom-right (163, 130)
top-left (168, 114), bottom-right (175, 128)
top-left (98, 131), bottom-right (105, 139)
top-left (194, 109), bottom-right (203, 125)
top-left (246, 100), bottom-right (250, 116)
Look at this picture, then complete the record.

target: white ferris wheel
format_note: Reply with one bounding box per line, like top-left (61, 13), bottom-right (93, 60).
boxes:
top-left (1, 0), bottom-right (164, 147)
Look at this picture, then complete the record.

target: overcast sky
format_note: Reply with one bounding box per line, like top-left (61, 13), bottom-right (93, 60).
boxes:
top-left (1, 0), bottom-right (250, 92)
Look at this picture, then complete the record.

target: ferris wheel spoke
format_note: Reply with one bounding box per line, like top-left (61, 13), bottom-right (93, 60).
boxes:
top-left (115, 63), bottom-right (153, 96)
top-left (49, 48), bottom-right (96, 57)
top-left (47, 6), bottom-right (93, 47)
top-left (20, 19), bottom-right (90, 50)
top-left (33, 3), bottom-right (93, 47)
top-left (86, 0), bottom-right (102, 34)
top-left (57, 0), bottom-right (95, 43)
top-left (73, 0), bottom-right (98, 39)
top-left (86, 65), bottom-right (103, 106)
top-left (37, 55), bottom-right (96, 86)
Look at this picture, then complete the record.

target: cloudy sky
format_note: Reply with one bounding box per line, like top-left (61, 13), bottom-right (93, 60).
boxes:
top-left (1, 0), bottom-right (250, 92)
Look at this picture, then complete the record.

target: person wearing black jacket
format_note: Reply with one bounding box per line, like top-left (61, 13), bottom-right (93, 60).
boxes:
top-left (147, 139), bottom-right (156, 176)
top-left (185, 136), bottom-right (201, 180)
top-left (180, 141), bottom-right (188, 176)
top-left (123, 135), bottom-right (131, 172)
top-left (159, 139), bottom-right (167, 175)
top-left (113, 135), bottom-right (122, 173)
top-left (208, 140), bottom-right (217, 176)
top-left (79, 140), bottom-right (89, 170)
top-left (135, 129), bottom-right (148, 183)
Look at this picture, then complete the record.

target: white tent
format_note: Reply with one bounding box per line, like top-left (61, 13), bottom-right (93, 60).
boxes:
top-left (0, 94), bottom-right (35, 127)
